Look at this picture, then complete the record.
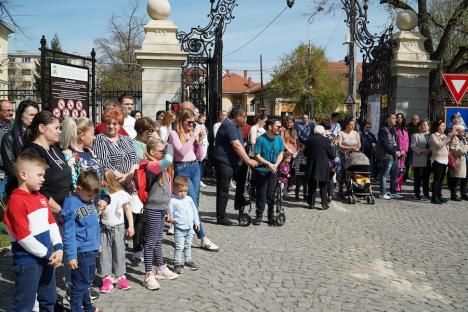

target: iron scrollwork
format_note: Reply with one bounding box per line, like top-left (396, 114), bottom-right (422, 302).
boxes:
top-left (341, 0), bottom-right (394, 119)
top-left (176, 0), bottom-right (237, 115)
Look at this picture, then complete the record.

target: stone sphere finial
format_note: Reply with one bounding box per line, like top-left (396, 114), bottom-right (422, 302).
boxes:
top-left (396, 10), bottom-right (418, 31)
top-left (147, 0), bottom-right (171, 20)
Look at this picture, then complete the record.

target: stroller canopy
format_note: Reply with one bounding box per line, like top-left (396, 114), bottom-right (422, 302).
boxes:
top-left (344, 151), bottom-right (370, 169)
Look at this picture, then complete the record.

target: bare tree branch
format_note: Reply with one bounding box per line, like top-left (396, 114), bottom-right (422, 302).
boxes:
top-left (379, 0), bottom-right (415, 12)
top-left (433, 0), bottom-right (468, 61)
top-left (446, 45), bottom-right (468, 73)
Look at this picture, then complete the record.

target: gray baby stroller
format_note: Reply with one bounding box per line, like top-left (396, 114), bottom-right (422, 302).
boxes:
top-left (344, 151), bottom-right (375, 205)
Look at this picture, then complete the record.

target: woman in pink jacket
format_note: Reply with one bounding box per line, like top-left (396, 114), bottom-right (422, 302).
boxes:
top-left (395, 113), bottom-right (409, 192)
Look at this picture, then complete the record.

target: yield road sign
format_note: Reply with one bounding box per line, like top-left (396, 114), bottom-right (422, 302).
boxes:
top-left (442, 74), bottom-right (468, 105)
top-left (344, 93), bottom-right (355, 105)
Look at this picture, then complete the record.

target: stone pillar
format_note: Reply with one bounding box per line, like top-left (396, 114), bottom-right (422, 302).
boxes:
top-left (135, 0), bottom-right (187, 118)
top-left (390, 10), bottom-right (439, 119)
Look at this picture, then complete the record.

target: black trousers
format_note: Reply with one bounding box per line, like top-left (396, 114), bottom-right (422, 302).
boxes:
top-left (431, 161), bottom-right (446, 199)
top-left (295, 175), bottom-right (308, 198)
top-left (255, 171), bottom-right (278, 219)
top-left (448, 176), bottom-right (461, 196)
top-left (308, 179), bottom-right (328, 206)
top-left (461, 178), bottom-right (467, 196)
top-left (413, 166), bottom-right (430, 196)
top-left (132, 212), bottom-right (145, 252)
top-left (215, 161), bottom-right (244, 220)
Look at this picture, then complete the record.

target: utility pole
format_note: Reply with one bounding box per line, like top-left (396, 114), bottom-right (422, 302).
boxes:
top-left (307, 41), bottom-right (314, 117)
top-left (260, 54), bottom-right (264, 109)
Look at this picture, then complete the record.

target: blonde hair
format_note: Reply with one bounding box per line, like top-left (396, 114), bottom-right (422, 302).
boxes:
top-left (60, 117), bottom-right (77, 150)
top-left (104, 169), bottom-right (123, 194)
top-left (145, 138), bottom-right (167, 187)
top-left (176, 110), bottom-right (194, 144)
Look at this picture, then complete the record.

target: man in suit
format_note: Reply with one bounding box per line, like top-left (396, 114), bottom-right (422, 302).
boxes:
top-left (305, 125), bottom-right (336, 209)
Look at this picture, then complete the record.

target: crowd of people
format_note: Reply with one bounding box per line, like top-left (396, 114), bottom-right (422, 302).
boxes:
top-left (0, 95), bottom-right (467, 311)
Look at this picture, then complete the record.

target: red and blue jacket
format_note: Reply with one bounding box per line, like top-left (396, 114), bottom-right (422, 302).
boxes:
top-left (4, 189), bottom-right (63, 265)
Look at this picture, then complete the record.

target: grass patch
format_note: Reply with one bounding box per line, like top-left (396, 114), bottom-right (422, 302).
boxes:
top-left (0, 221), bottom-right (10, 248)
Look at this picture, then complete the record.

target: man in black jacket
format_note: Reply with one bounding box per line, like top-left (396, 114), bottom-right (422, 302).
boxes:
top-left (377, 114), bottom-right (402, 200)
top-left (305, 125), bottom-right (336, 209)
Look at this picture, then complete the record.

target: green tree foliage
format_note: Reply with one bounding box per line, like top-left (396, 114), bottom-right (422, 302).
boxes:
top-left (307, 0), bottom-right (467, 100)
top-left (267, 43), bottom-right (347, 118)
top-left (94, 0), bottom-right (145, 91)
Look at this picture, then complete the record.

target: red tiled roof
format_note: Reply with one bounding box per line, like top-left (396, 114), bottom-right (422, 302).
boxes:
top-left (222, 72), bottom-right (261, 94)
top-left (327, 61), bottom-right (363, 85)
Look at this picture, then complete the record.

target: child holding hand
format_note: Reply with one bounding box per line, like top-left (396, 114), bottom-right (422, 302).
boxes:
top-left (168, 176), bottom-right (201, 274)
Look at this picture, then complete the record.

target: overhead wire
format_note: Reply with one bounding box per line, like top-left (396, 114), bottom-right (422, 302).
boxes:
top-left (224, 6), bottom-right (289, 58)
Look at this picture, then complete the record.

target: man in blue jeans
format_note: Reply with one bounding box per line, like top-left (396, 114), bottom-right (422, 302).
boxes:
top-left (377, 114), bottom-right (402, 200)
top-left (253, 118), bottom-right (285, 225)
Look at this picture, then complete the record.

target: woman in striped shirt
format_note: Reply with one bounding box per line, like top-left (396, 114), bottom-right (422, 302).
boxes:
top-left (93, 108), bottom-right (139, 187)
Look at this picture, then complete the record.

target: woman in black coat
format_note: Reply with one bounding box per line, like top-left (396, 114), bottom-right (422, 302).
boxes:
top-left (305, 125), bottom-right (336, 209)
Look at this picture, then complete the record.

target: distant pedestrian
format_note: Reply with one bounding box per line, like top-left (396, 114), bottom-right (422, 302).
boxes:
top-left (411, 120), bottom-right (431, 200)
top-left (295, 114), bottom-right (314, 144)
top-left (119, 94), bottom-right (137, 139)
top-left (360, 121), bottom-right (377, 177)
top-left (395, 113), bottom-right (409, 192)
top-left (377, 114), bottom-right (402, 200)
top-left (447, 125), bottom-right (467, 201)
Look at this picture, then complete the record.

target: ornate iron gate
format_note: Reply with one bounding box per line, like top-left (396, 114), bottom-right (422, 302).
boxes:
top-left (342, 0), bottom-right (394, 123)
top-left (176, 0), bottom-right (237, 130)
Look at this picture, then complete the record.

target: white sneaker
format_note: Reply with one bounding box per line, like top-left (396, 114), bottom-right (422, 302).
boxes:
top-left (133, 251), bottom-right (144, 262)
top-left (200, 181), bottom-right (207, 188)
top-left (144, 272), bottom-right (160, 290)
top-left (379, 194), bottom-right (391, 200)
top-left (200, 238), bottom-right (219, 252)
top-left (167, 224), bottom-right (174, 235)
top-left (155, 267), bottom-right (178, 280)
top-left (389, 193), bottom-right (403, 199)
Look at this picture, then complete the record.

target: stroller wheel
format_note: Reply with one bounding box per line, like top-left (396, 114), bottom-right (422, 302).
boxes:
top-left (348, 195), bottom-right (356, 204)
top-left (275, 213), bottom-right (286, 226)
top-left (366, 196), bottom-right (371, 204)
top-left (238, 213), bottom-right (251, 226)
top-left (370, 196), bottom-right (375, 205)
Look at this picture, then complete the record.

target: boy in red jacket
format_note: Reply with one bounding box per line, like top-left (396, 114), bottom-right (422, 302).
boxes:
top-left (4, 153), bottom-right (63, 312)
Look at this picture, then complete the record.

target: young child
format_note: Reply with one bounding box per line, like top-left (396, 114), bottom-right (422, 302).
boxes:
top-left (168, 176), bottom-right (200, 274)
top-left (4, 153), bottom-right (63, 312)
top-left (278, 152), bottom-right (292, 199)
top-left (62, 170), bottom-right (103, 312)
top-left (141, 139), bottom-right (178, 290)
top-left (294, 146), bottom-right (308, 200)
top-left (98, 169), bottom-right (134, 293)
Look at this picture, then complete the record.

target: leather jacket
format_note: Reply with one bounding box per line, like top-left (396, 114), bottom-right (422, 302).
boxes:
top-left (1, 127), bottom-right (24, 178)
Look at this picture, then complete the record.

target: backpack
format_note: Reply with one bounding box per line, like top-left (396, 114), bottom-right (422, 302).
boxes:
top-left (133, 162), bottom-right (155, 204)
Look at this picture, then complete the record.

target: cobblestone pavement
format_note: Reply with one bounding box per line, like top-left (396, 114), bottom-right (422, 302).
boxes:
top-left (1, 183), bottom-right (468, 311)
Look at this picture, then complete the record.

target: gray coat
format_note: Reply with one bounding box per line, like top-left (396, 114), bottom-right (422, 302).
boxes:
top-left (448, 136), bottom-right (468, 178)
top-left (411, 133), bottom-right (431, 168)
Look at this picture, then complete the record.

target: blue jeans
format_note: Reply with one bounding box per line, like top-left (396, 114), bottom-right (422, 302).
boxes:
top-left (0, 174), bottom-right (7, 199)
top-left (70, 250), bottom-right (98, 312)
top-left (174, 162), bottom-right (205, 239)
top-left (174, 227), bottom-right (193, 264)
top-left (12, 262), bottom-right (56, 312)
top-left (380, 157), bottom-right (397, 195)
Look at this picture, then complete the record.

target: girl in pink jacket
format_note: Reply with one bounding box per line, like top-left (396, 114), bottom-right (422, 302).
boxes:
top-left (396, 113), bottom-right (409, 192)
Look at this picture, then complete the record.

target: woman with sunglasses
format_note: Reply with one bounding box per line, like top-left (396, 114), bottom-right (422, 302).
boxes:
top-left (168, 109), bottom-right (219, 251)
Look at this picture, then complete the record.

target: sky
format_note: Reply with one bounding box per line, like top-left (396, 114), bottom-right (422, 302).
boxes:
top-left (8, 0), bottom-right (393, 82)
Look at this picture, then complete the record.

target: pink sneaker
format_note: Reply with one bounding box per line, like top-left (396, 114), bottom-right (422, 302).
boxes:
top-left (100, 277), bottom-right (114, 293)
top-left (117, 275), bottom-right (131, 290)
